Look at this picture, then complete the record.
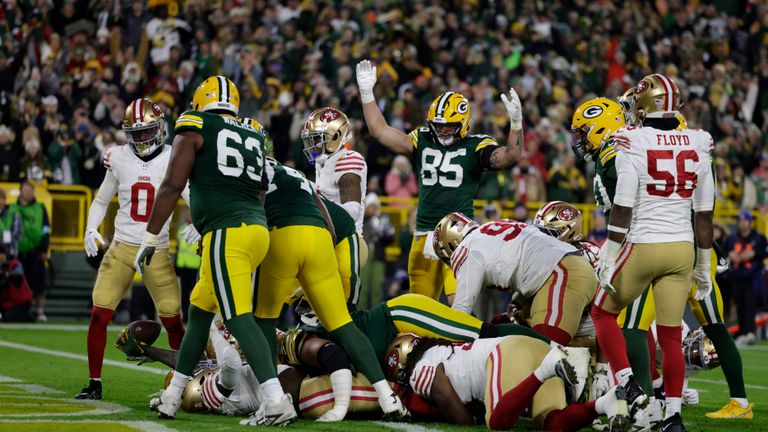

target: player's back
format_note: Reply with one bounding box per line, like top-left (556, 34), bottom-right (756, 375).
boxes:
top-left (175, 110), bottom-right (268, 235)
top-left (613, 126), bottom-right (713, 244)
top-left (264, 158), bottom-right (325, 229)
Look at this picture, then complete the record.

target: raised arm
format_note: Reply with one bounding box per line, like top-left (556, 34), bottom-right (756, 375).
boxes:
top-left (356, 60), bottom-right (413, 154)
top-left (489, 87), bottom-right (524, 169)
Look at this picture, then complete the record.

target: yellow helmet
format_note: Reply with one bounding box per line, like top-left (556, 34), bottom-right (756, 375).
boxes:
top-left (426, 92), bottom-right (471, 146)
top-left (632, 73), bottom-right (681, 122)
top-left (301, 107), bottom-right (351, 165)
top-left (533, 201), bottom-right (583, 242)
top-left (278, 328), bottom-right (311, 368)
top-left (191, 75), bottom-right (240, 115)
top-left (123, 98), bottom-right (166, 157)
top-left (570, 97), bottom-right (625, 161)
top-left (384, 333), bottom-right (420, 382)
top-left (433, 212), bottom-right (479, 265)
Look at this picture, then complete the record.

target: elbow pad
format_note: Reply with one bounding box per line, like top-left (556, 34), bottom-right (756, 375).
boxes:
top-left (341, 201), bottom-right (363, 223)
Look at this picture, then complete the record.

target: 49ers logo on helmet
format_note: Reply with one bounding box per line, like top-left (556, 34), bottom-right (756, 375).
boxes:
top-left (558, 207), bottom-right (576, 221)
top-left (320, 109), bottom-right (340, 122)
top-left (635, 80), bottom-right (649, 93)
top-left (387, 351), bottom-right (398, 369)
top-left (152, 103), bottom-right (162, 116)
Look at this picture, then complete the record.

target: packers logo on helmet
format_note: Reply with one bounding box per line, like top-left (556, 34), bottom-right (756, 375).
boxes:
top-left (123, 98), bottom-right (166, 157)
top-left (433, 212), bottom-right (479, 265)
top-left (631, 73), bottom-right (681, 122)
top-left (533, 201), bottom-right (583, 243)
top-left (427, 92), bottom-right (471, 146)
top-left (191, 76), bottom-right (240, 115)
top-left (570, 97), bottom-right (625, 161)
top-left (301, 107), bottom-right (351, 165)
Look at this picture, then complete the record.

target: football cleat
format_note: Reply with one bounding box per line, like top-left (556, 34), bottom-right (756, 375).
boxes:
top-left (561, 346), bottom-right (591, 402)
top-left (660, 413), bottom-right (685, 432)
top-left (74, 379), bottom-right (102, 400)
top-left (623, 377), bottom-right (649, 417)
top-left (592, 363), bottom-right (612, 400)
top-left (150, 388), bottom-right (182, 419)
top-left (240, 394), bottom-right (297, 427)
top-left (645, 397), bottom-right (664, 427)
top-left (705, 400), bottom-right (754, 420)
top-left (597, 386), bottom-right (631, 432)
top-left (380, 392), bottom-right (410, 421)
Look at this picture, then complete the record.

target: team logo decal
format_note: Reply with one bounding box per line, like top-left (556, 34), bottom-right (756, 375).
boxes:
top-left (582, 105), bottom-right (603, 118)
top-left (635, 80), bottom-right (649, 93)
top-left (558, 207), bottom-right (576, 221)
top-left (152, 104), bottom-right (162, 116)
top-left (387, 352), bottom-right (398, 369)
top-left (320, 110), bottom-right (340, 122)
top-left (456, 101), bottom-right (468, 114)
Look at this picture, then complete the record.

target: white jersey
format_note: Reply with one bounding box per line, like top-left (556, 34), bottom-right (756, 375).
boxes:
top-left (86, 145), bottom-right (185, 248)
top-left (215, 365), bottom-right (264, 416)
top-left (410, 338), bottom-right (505, 404)
top-left (315, 149), bottom-right (367, 233)
top-left (451, 220), bottom-right (576, 314)
top-left (612, 126), bottom-right (715, 244)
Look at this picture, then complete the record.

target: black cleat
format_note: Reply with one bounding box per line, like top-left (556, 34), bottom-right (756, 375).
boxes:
top-left (660, 413), bottom-right (685, 432)
top-left (623, 377), bottom-right (648, 416)
top-left (74, 379), bottom-right (102, 400)
top-left (653, 382), bottom-right (665, 400)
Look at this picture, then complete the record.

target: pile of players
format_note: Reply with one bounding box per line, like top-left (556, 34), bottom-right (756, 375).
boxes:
top-left (75, 59), bottom-right (753, 431)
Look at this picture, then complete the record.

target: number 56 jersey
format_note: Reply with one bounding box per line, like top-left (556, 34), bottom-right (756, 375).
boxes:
top-left (612, 126), bottom-right (715, 244)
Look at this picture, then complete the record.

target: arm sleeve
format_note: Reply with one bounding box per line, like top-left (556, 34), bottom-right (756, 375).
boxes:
top-left (409, 362), bottom-right (437, 398)
top-left (450, 246), bottom-right (485, 314)
top-left (612, 151), bottom-right (640, 208)
top-left (693, 154), bottom-right (715, 212)
top-left (477, 144), bottom-right (501, 171)
top-left (86, 169), bottom-right (119, 232)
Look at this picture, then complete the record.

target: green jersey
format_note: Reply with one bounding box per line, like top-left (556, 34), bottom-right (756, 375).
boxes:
top-left (409, 127), bottom-right (499, 232)
top-left (322, 197), bottom-right (356, 246)
top-left (593, 139), bottom-right (618, 221)
top-left (175, 111), bottom-right (267, 235)
top-left (264, 159), bottom-right (325, 228)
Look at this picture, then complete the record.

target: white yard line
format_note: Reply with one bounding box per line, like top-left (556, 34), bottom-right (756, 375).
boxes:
top-left (0, 340), bottom-right (167, 376)
top-left (0, 419), bottom-right (177, 432)
top-left (0, 323), bottom-right (126, 331)
top-left (373, 421), bottom-right (443, 432)
top-left (688, 378), bottom-right (768, 391)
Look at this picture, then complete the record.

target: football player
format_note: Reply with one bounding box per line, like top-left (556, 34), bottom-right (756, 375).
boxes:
top-left (390, 334), bottom-right (630, 431)
top-left (434, 213), bottom-right (597, 346)
top-left (593, 74), bottom-right (715, 432)
top-left (133, 76), bottom-right (296, 425)
top-left (255, 157), bottom-right (408, 421)
top-left (76, 97), bottom-right (196, 400)
top-left (356, 60), bottom-right (522, 303)
top-left (574, 90), bottom-right (752, 421)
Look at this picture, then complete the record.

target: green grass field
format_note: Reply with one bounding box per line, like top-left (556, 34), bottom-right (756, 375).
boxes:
top-left (0, 323), bottom-right (765, 432)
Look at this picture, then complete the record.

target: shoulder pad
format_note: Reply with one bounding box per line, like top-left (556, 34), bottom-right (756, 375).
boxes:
top-left (240, 117), bottom-right (265, 132)
top-left (176, 111), bottom-right (204, 130)
top-left (598, 141), bottom-right (617, 164)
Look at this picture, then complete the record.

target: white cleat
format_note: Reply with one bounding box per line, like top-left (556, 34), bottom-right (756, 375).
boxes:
top-left (149, 389), bottom-right (181, 420)
top-left (592, 363), bottom-right (611, 400)
top-left (379, 392), bottom-right (409, 421)
top-left (316, 406), bottom-right (347, 422)
top-left (645, 397), bottom-right (664, 427)
top-left (561, 346), bottom-right (591, 402)
top-left (240, 394), bottom-right (297, 427)
top-left (597, 386), bottom-right (631, 432)
top-left (543, 344), bottom-right (578, 390)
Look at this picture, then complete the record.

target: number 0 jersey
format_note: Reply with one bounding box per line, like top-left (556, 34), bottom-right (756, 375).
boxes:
top-left (314, 148), bottom-right (367, 234)
top-left (175, 110), bottom-right (268, 235)
top-left (450, 221), bottom-right (576, 314)
top-left (612, 126), bottom-right (715, 244)
top-left (86, 144), bottom-right (175, 247)
top-left (410, 128), bottom-right (499, 233)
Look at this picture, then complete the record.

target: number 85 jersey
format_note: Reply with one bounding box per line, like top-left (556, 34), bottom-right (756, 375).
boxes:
top-left (86, 144), bottom-right (183, 247)
top-left (612, 126), bottom-right (715, 244)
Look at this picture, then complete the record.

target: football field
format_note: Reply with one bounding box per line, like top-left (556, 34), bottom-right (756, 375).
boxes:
top-left (0, 323), bottom-right (765, 432)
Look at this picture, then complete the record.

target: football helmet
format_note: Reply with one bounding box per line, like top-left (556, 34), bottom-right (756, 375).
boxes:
top-left (279, 328), bottom-right (311, 368)
top-left (631, 73), bottom-right (681, 122)
top-left (433, 212), bottom-right (479, 265)
top-left (191, 75), bottom-right (240, 115)
top-left (123, 98), bottom-right (166, 157)
top-left (181, 368), bottom-right (217, 413)
top-left (426, 92), bottom-right (471, 146)
top-left (384, 333), bottom-right (420, 382)
top-left (570, 97), bottom-right (625, 161)
top-left (618, 87), bottom-right (637, 126)
top-left (683, 328), bottom-right (719, 371)
top-left (533, 201), bottom-right (583, 242)
top-left (301, 107), bottom-right (351, 165)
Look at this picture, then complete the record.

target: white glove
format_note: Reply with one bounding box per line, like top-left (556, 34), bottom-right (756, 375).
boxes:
top-left (716, 256), bottom-right (730, 274)
top-left (692, 248), bottom-right (713, 301)
top-left (181, 224), bottom-right (201, 245)
top-left (356, 60), bottom-right (377, 103)
top-left (500, 87), bottom-right (523, 130)
top-left (134, 232), bottom-right (159, 277)
top-left (84, 228), bottom-right (105, 257)
top-left (596, 239), bottom-right (621, 295)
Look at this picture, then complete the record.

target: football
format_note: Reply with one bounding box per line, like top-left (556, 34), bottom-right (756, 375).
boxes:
top-left (126, 320), bottom-right (162, 346)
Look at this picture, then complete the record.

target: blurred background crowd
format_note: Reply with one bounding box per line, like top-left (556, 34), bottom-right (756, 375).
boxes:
top-left (0, 0), bottom-right (767, 326)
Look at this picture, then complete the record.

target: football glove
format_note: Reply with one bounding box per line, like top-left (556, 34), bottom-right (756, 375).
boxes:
top-left (181, 224), bottom-right (201, 245)
top-left (356, 60), bottom-right (377, 103)
top-left (84, 228), bottom-right (104, 258)
top-left (596, 239), bottom-right (621, 295)
top-left (115, 326), bottom-right (149, 358)
top-left (500, 87), bottom-right (523, 130)
top-left (692, 248), bottom-right (713, 301)
top-left (134, 232), bottom-right (159, 277)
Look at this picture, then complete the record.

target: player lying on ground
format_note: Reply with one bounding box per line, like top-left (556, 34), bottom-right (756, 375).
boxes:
top-left (433, 212), bottom-right (597, 345)
top-left (389, 334), bottom-right (632, 431)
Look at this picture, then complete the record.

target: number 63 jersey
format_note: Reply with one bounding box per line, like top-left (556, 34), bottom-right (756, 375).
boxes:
top-left (87, 144), bottom-right (182, 247)
top-left (612, 126), bottom-right (715, 244)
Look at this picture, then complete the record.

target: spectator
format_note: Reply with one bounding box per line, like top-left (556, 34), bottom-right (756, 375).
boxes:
top-left (19, 127), bottom-right (52, 184)
top-left (175, 209), bottom-right (201, 323)
top-left (547, 153), bottom-right (588, 203)
top-left (512, 205), bottom-right (532, 224)
top-left (0, 189), bottom-right (23, 258)
top-left (722, 210), bottom-right (767, 346)
top-left (0, 126), bottom-right (20, 182)
top-left (48, 124), bottom-right (83, 185)
top-left (384, 155), bottom-right (418, 206)
top-left (11, 182), bottom-right (51, 322)
top-left (509, 158), bottom-right (546, 204)
top-left (360, 193), bottom-right (394, 309)
top-left (38, 96), bottom-right (63, 147)
top-left (587, 209), bottom-right (608, 245)
top-left (0, 246), bottom-right (34, 322)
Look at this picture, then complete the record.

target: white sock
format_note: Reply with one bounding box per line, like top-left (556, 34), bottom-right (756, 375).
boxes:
top-left (169, 371), bottom-right (190, 395)
top-left (665, 397), bottom-right (682, 419)
top-left (372, 380), bottom-right (393, 399)
top-left (91, 378), bottom-right (102, 382)
top-left (533, 364), bottom-right (552, 382)
top-left (615, 368), bottom-right (633, 387)
top-left (652, 377), bottom-right (664, 390)
top-left (732, 397), bottom-right (749, 408)
top-left (329, 369), bottom-right (352, 411)
top-left (261, 377), bottom-right (285, 403)
top-left (595, 392), bottom-right (608, 415)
